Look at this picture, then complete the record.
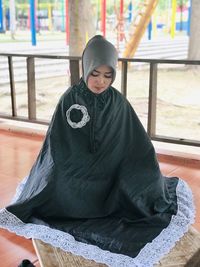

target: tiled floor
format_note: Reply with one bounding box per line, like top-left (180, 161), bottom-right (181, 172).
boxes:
top-left (0, 130), bottom-right (43, 267)
top-left (0, 129), bottom-right (199, 267)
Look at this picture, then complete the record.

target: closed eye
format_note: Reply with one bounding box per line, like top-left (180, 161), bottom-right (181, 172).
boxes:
top-left (90, 70), bottom-right (113, 79)
top-left (104, 74), bottom-right (113, 79)
top-left (91, 70), bottom-right (99, 77)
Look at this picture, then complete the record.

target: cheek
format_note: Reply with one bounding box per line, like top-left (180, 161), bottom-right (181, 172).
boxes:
top-left (105, 78), bottom-right (112, 87)
top-left (87, 78), bottom-right (95, 89)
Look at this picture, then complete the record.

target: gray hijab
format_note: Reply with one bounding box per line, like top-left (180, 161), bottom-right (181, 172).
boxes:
top-left (82, 35), bottom-right (118, 85)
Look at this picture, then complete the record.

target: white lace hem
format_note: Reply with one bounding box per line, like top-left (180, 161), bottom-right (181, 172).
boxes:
top-left (0, 179), bottom-right (195, 267)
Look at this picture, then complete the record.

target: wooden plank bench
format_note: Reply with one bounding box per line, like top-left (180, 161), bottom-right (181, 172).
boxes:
top-left (32, 226), bottom-right (200, 267)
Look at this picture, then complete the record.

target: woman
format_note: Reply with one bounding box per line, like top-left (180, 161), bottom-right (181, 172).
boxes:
top-left (0, 35), bottom-right (195, 267)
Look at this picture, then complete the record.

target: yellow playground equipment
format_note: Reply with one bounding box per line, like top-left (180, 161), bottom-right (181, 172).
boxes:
top-left (123, 0), bottom-right (159, 58)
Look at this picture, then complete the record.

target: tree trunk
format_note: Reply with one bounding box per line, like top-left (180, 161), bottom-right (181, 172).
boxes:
top-left (69, 0), bottom-right (95, 56)
top-left (188, 0), bottom-right (200, 60)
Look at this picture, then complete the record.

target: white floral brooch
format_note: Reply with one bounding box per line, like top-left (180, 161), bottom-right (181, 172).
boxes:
top-left (66, 104), bottom-right (90, 129)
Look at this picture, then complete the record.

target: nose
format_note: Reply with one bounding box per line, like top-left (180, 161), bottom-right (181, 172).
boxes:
top-left (98, 75), bottom-right (105, 85)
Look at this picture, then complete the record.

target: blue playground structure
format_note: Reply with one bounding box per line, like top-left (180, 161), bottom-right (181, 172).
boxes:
top-left (0, 0), bottom-right (4, 33)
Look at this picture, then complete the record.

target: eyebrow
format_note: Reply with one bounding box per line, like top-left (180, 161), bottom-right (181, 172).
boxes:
top-left (93, 69), bottom-right (113, 74)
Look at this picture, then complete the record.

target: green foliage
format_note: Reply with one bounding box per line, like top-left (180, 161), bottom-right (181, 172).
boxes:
top-left (3, 0), bottom-right (190, 11)
top-left (177, 0), bottom-right (189, 6)
top-left (4, 0), bottom-right (56, 8)
top-left (157, 0), bottom-right (189, 10)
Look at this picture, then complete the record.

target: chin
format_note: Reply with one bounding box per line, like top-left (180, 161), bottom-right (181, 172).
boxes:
top-left (96, 88), bottom-right (107, 93)
top-left (95, 90), bottom-right (103, 94)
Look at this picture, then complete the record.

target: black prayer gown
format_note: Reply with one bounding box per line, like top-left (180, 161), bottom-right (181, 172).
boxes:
top-left (0, 79), bottom-right (195, 267)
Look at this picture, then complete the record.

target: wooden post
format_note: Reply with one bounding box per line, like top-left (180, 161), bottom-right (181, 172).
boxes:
top-left (8, 56), bottom-right (17, 117)
top-left (147, 63), bottom-right (157, 137)
top-left (121, 61), bottom-right (127, 97)
top-left (69, 59), bottom-right (80, 86)
top-left (27, 57), bottom-right (36, 120)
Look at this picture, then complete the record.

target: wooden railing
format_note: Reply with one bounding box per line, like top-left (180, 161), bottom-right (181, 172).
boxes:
top-left (0, 52), bottom-right (200, 147)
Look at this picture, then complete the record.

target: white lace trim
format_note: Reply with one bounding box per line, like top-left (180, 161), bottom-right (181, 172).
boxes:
top-left (0, 179), bottom-right (195, 267)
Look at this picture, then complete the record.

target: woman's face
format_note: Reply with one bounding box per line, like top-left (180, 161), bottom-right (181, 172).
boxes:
top-left (87, 65), bottom-right (113, 94)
